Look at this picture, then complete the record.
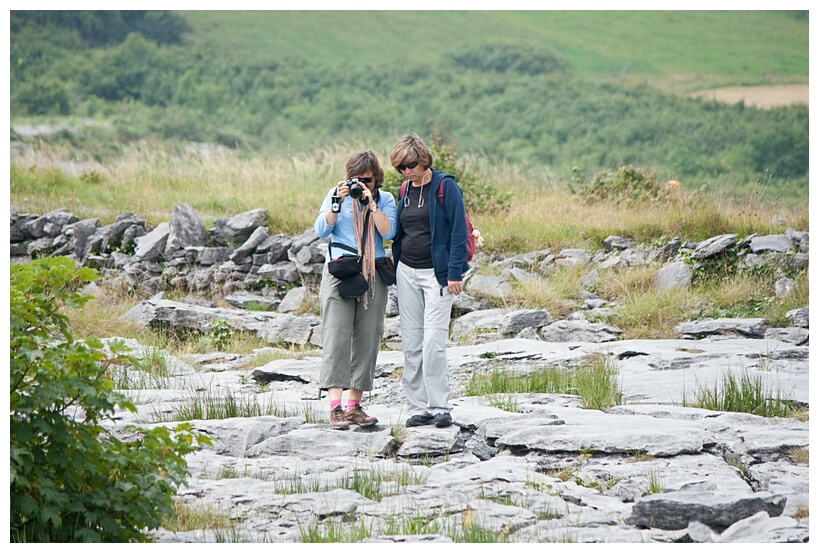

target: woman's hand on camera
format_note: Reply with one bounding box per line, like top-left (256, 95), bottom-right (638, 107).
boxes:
top-left (360, 186), bottom-right (374, 204)
top-left (336, 181), bottom-right (350, 200)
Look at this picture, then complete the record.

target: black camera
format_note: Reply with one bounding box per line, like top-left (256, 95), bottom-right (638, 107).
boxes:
top-left (345, 178), bottom-right (368, 204)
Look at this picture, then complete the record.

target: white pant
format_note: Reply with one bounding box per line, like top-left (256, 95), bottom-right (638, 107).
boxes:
top-left (396, 261), bottom-right (455, 417)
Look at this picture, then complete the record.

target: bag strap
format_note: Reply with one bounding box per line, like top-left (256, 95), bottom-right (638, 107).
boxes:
top-left (329, 241), bottom-right (358, 256)
top-left (329, 209), bottom-right (371, 257)
top-left (398, 180), bottom-right (410, 202)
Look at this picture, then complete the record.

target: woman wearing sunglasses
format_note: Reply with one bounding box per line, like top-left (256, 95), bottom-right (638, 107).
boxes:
top-left (314, 150), bottom-right (398, 430)
top-left (389, 134), bottom-right (470, 429)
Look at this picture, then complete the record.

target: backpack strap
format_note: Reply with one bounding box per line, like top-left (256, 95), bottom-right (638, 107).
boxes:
top-left (436, 176), bottom-right (449, 204)
top-left (398, 180), bottom-right (410, 202)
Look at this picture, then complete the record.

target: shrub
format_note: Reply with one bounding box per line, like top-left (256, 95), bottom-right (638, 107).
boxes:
top-left (10, 257), bottom-right (209, 542)
top-left (570, 164), bottom-right (672, 205)
top-left (447, 42), bottom-right (568, 76)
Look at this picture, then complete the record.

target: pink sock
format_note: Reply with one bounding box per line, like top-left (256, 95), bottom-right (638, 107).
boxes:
top-left (346, 400), bottom-right (360, 411)
top-left (330, 400), bottom-right (342, 410)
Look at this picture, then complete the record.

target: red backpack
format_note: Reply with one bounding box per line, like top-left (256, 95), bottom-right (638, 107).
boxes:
top-left (399, 176), bottom-right (476, 262)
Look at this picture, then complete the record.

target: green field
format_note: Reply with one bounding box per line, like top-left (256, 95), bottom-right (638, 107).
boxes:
top-left (185, 10), bottom-right (808, 91)
top-left (10, 10), bottom-right (809, 200)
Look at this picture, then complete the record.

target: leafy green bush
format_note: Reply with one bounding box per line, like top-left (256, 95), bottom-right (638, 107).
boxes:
top-left (11, 10), bottom-right (191, 47)
top-left (570, 164), bottom-right (672, 205)
top-left (10, 257), bottom-right (209, 542)
top-left (446, 42), bottom-right (568, 75)
top-left (12, 77), bottom-right (72, 115)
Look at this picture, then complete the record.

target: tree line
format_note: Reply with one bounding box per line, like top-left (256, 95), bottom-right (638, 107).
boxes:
top-left (10, 10), bottom-right (808, 190)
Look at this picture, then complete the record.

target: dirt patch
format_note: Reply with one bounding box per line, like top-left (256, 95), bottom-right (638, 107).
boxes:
top-left (688, 84), bottom-right (808, 109)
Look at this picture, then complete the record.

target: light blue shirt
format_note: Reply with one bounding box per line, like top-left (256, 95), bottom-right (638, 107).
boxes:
top-left (314, 186), bottom-right (397, 262)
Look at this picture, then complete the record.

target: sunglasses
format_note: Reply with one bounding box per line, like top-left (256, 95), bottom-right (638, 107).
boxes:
top-left (396, 161), bottom-right (419, 172)
top-left (353, 177), bottom-right (373, 184)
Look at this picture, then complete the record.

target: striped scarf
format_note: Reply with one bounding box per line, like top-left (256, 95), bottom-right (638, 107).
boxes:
top-left (352, 204), bottom-right (376, 308)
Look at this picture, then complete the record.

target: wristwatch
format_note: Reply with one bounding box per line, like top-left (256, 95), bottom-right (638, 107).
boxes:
top-left (369, 203), bottom-right (378, 213)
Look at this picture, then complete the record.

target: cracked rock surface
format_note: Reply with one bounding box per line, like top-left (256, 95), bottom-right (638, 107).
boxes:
top-left (103, 336), bottom-right (808, 543)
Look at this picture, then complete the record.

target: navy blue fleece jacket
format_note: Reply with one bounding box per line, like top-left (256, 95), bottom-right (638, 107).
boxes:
top-left (392, 169), bottom-right (470, 286)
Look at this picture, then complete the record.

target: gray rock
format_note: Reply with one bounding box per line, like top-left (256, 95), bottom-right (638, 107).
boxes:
top-left (289, 239), bottom-right (327, 274)
top-left (675, 318), bottom-right (766, 339)
top-left (133, 222), bottom-right (170, 261)
top-left (121, 298), bottom-right (320, 346)
top-left (515, 327), bottom-right (541, 341)
top-left (502, 267), bottom-right (539, 285)
top-left (649, 237), bottom-right (682, 263)
top-left (10, 213), bottom-right (39, 242)
top-left (210, 208), bottom-right (268, 246)
top-left (603, 235), bottom-right (632, 251)
top-left (24, 208), bottom-right (79, 238)
top-left (498, 309), bottom-right (554, 335)
top-left (718, 512), bottom-right (808, 543)
top-left (50, 218), bottom-right (99, 260)
top-left (225, 291), bottom-right (280, 311)
top-left (230, 225), bottom-right (269, 263)
top-left (192, 246), bottom-right (233, 265)
top-left (248, 427), bottom-right (395, 459)
top-left (257, 261), bottom-right (301, 284)
top-left (627, 490), bottom-right (786, 531)
top-left (84, 213), bottom-right (146, 257)
top-left (538, 320), bottom-right (622, 342)
top-left (451, 292), bottom-right (487, 315)
top-left (256, 234), bottom-right (292, 262)
top-left (786, 307), bottom-right (808, 328)
top-left (774, 277), bottom-right (797, 298)
top-left (686, 520), bottom-right (723, 542)
top-left (27, 236), bottom-right (55, 256)
top-left (692, 234), bottom-right (736, 259)
top-left (654, 261), bottom-right (692, 291)
top-left (557, 248), bottom-right (594, 264)
top-left (764, 327), bottom-right (808, 346)
top-left (580, 269), bottom-right (599, 288)
top-left (749, 234), bottom-right (794, 253)
top-left (165, 204), bottom-right (207, 255)
top-left (465, 275), bottom-right (512, 299)
top-left (278, 286), bottom-right (308, 313)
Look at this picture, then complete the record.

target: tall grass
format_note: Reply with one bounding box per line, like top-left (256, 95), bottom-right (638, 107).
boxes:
top-left (11, 143), bottom-right (809, 248)
top-left (466, 354), bottom-right (623, 410)
top-left (146, 389), bottom-right (300, 423)
top-left (161, 500), bottom-right (233, 533)
top-left (683, 370), bottom-right (795, 418)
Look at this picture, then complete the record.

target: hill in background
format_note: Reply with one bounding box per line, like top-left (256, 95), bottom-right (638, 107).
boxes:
top-left (10, 10), bottom-right (809, 197)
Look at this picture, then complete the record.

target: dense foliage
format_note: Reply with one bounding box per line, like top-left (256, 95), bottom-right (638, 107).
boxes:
top-left (9, 11), bottom-right (809, 192)
top-left (10, 257), bottom-right (209, 542)
top-left (11, 10), bottom-right (191, 46)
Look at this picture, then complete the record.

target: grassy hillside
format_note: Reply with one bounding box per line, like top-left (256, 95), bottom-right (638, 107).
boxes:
top-left (10, 10), bottom-right (809, 201)
top-left (185, 10), bottom-right (808, 91)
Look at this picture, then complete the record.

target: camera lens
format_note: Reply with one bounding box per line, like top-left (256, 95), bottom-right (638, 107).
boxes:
top-left (349, 182), bottom-right (364, 199)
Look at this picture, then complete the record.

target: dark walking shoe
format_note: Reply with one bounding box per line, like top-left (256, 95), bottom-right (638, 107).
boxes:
top-left (345, 404), bottom-right (378, 427)
top-left (406, 414), bottom-right (434, 427)
top-left (330, 405), bottom-right (350, 430)
top-left (433, 412), bottom-right (452, 428)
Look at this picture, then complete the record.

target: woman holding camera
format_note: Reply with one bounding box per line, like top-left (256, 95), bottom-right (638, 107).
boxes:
top-left (390, 134), bottom-right (469, 429)
top-left (314, 150), bottom-right (397, 430)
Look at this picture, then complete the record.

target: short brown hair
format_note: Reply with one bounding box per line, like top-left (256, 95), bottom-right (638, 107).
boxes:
top-left (389, 133), bottom-right (433, 171)
top-left (346, 150), bottom-right (384, 190)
